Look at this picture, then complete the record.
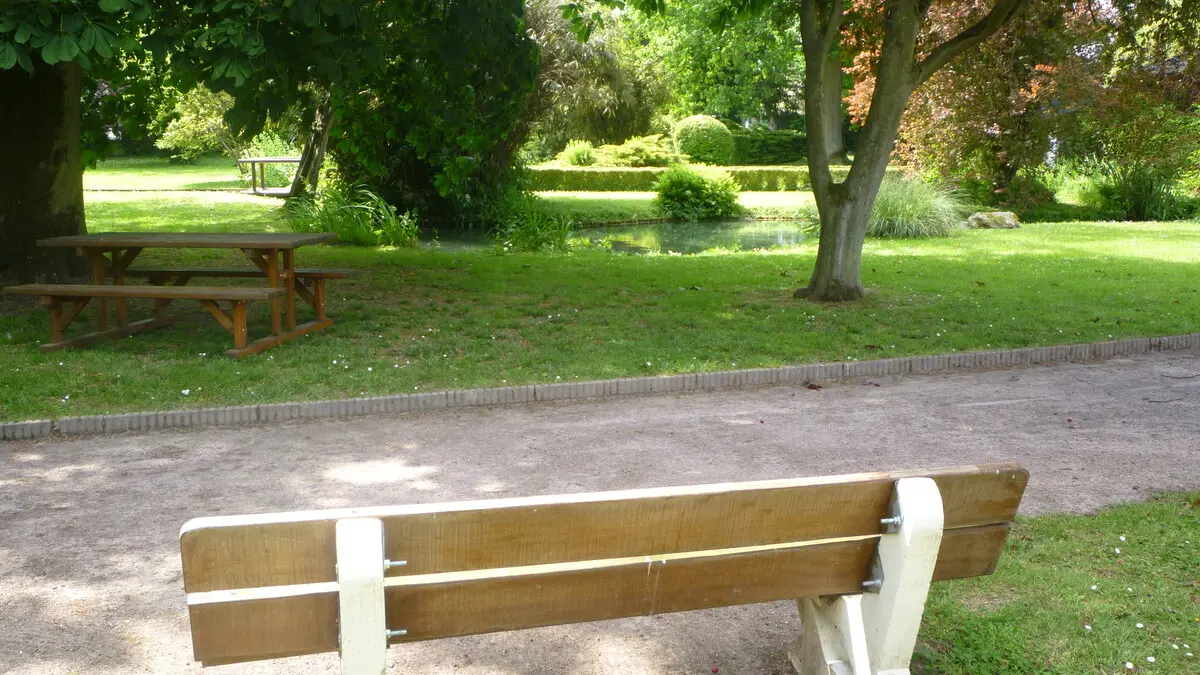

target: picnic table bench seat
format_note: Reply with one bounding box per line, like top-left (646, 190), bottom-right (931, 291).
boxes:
top-left (180, 463), bottom-right (1029, 674)
top-left (4, 283), bottom-right (293, 358)
top-left (125, 267), bottom-right (357, 281)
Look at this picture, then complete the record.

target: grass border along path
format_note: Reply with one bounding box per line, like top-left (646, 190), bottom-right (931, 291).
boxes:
top-left (3, 332), bottom-right (1196, 439)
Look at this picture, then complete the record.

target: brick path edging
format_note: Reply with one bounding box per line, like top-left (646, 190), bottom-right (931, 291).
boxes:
top-left (3, 333), bottom-right (1197, 441)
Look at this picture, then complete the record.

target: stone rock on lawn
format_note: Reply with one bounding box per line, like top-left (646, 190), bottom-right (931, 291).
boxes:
top-left (966, 211), bottom-right (1020, 229)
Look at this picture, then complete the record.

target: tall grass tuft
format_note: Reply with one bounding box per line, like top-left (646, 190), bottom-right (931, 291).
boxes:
top-left (867, 176), bottom-right (968, 238)
top-left (492, 192), bottom-right (575, 253)
top-left (286, 182), bottom-right (419, 247)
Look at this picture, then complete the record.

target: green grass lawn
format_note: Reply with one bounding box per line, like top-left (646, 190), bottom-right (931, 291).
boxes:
top-left (84, 155), bottom-right (244, 190)
top-left (915, 493), bottom-right (1199, 674)
top-left (539, 191), bottom-right (817, 225)
top-left (2, 190), bottom-right (1199, 421)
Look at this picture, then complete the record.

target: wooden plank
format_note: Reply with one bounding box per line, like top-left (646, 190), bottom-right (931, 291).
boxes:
top-left (126, 267), bottom-right (356, 279)
top-left (224, 318), bottom-right (335, 359)
top-left (40, 316), bottom-right (176, 353)
top-left (4, 284), bottom-right (287, 301)
top-left (37, 232), bottom-right (336, 249)
top-left (181, 465), bottom-right (1027, 593)
top-left (188, 536), bottom-right (877, 665)
top-left (932, 522), bottom-right (1011, 581)
top-left (187, 522), bottom-right (1013, 665)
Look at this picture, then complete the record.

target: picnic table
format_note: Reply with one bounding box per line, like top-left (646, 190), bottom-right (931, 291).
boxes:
top-left (236, 156), bottom-right (301, 196)
top-left (4, 232), bottom-right (351, 358)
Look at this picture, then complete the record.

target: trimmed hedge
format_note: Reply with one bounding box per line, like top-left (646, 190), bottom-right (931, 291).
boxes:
top-left (530, 165), bottom-right (861, 191)
top-left (731, 129), bottom-right (807, 165)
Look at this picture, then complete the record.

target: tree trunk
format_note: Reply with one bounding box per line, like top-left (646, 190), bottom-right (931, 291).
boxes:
top-left (289, 99), bottom-right (333, 197)
top-left (0, 61), bottom-right (87, 282)
top-left (820, 52), bottom-right (848, 165)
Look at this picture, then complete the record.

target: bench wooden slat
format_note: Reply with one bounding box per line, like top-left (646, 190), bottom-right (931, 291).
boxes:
top-left (180, 464), bottom-right (1027, 593)
top-left (4, 283), bottom-right (286, 301)
top-left (185, 523), bottom-right (1010, 665)
top-left (126, 267), bottom-right (357, 280)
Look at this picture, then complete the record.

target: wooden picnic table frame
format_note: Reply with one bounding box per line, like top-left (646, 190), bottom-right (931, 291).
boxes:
top-left (235, 156), bottom-right (301, 194)
top-left (36, 232), bottom-right (337, 356)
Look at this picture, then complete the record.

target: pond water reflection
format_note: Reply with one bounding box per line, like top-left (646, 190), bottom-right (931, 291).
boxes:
top-left (571, 220), bottom-right (808, 254)
top-left (420, 219), bottom-right (810, 254)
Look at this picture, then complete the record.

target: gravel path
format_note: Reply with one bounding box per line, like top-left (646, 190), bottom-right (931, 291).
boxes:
top-left (2, 351), bottom-right (1198, 675)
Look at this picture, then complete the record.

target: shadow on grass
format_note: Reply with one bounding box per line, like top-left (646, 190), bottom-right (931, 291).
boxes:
top-left (177, 181), bottom-right (243, 190)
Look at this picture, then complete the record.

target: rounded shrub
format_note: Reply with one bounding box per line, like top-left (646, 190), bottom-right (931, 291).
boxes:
top-left (672, 115), bottom-right (735, 165)
top-left (654, 164), bottom-right (743, 221)
top-left (868, 176), bottom-right (968, 238)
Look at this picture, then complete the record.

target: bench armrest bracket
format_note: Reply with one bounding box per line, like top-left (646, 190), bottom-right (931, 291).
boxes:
top-left (336, 518), bottom-right (389, 675)
top-left (792, 477), bottom-right (944, 675)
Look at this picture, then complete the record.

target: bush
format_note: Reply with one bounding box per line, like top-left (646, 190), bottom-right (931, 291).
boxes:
top-left (867, 177), bottom-right (968, 238)
top-left (286, 182), bottom-right (419, 247)
top-left (1078, 161), bottom-right (1196, 221)
top-left (241, 133), bottom-right (298, 188)
top-left (654, 164), bottom-right (743, 221)
top-left (492, 193), bottom-right (575, 252)
top-left (591, 135), bottom-right (677, 167)
top-left (556, 140), bottom-right (595, 166)
top-left (673, 115), bottom-right (735, 165)
top-left (731, 129), bottom-right (807, 165)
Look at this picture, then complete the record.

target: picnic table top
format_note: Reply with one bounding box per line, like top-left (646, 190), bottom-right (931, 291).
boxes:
top-left (38, 232), bottom-right (337, 250)
top-left (236, 156), bottom-right (303, 164)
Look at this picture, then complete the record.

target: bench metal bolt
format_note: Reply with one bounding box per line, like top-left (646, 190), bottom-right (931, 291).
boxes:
top-left (861, 578), bottom-right (883, 591)
top-left (880, 515), bottom-right (903, 529)
top-left (386, 629), bottom-right (408, 639)
top-left (383, 559), bottom-right (407, 570)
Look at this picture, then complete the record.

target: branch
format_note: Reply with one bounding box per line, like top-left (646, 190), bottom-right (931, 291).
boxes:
top-left (819, 0), bottom-right (846, 55)
top-left (914, 0), bottom-right (1029, 86)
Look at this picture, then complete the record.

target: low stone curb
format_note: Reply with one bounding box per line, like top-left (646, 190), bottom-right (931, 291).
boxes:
top-left (4, 333), bottom-right (1198, 441)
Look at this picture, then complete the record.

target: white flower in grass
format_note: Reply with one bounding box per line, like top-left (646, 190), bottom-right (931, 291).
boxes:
top-left (1125, 663), bottom-right (1134, 670)
top-left (1146, 657), bottom-right (1155, 663)
top-left (1084, 624), bottom-right (1092, 631)
top-left (332, 360), bottom-right (338, 364)
top-left (1171, 645), bottom-right (1178, 650)
top-left (1120, 535), bottom-right (1126, 542)
top-left (1136, 623), bottom-right (1144, 629)
top-left (1115, 547), bottom-right (1121, 554)
top-left (1090, 585), bottom-right (1098, 591)
top-left (181, 389), bottom-right (190, 396)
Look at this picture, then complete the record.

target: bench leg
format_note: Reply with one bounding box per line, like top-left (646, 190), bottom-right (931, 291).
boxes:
top-left (89, 250), bottom-right (108, 331)
top-left (231, 302), bottom-right (248, 349)
top-left (336, 518), bottom-right (388, 675)
top-left (312, 278), bottom-right (327, 321)
top-left (790, 477), bottom-right (944, 675)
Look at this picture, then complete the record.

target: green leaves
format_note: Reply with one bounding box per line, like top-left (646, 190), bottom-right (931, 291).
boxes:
top-left (0, 40), bottom-right (17, 69)
top-left (41, 34), bottom-right (80, 65)
top-left (98, 0), bottom-right (130, 13)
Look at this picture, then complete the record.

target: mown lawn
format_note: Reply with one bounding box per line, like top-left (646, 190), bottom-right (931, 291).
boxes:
top-left (84, 155), bottom-right (244, 190)
top-left (2, 190), bottom-right (1199, 421)
top-left (915, 493), bottom-right (1199, 674)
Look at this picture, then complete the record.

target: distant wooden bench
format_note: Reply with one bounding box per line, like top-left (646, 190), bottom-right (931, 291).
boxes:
top-left (4, 283), bottom-right (286, 357)
top-left (125, 267), bottom-right (355, 323)
top-left (180, 464), bottom-right (1028, 673)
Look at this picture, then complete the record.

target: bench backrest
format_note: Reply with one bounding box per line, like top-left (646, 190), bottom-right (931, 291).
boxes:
top-left (180, 463), bottom-right (1027, 666)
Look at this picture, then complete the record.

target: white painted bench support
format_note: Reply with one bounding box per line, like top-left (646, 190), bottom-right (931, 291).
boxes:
top-left (335, 518), bottom-right (388, 675)
top-left (790, 477), bottom-right (945, 675)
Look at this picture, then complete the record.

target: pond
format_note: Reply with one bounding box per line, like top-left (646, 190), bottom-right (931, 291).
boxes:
top-left (572, 219), bottom-right (809, 254)
top-left (422, 220), bottom-right (809, 255)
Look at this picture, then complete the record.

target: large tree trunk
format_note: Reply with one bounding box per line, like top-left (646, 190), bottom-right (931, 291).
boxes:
top-left (289, 99), bottom-right (334, 198)
top-left (0, 61), bottom-right (87, 282)
top-left (794, 0), bottom-right (1028, 302)
top-left (819, 52), bottom-right (848, 165)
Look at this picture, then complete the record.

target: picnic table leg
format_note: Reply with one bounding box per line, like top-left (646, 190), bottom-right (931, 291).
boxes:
top-left (231, 302), bottom-right (248, 349)
top-left (313, 279), bottom-right (327, 322)
top-left (282, 249), bottom-right (297, 330)
top-left (266, 249), bottom-right (282, 335)
top-left (88, 249), bottom-right (108, 331)
top-left (110, 246), bottom-right (142, 326)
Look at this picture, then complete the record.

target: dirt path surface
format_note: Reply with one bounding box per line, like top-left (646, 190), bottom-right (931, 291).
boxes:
top-left (3, 351), bottom-right (1199, 675)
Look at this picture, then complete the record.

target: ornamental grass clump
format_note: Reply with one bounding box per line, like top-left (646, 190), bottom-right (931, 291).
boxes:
top-left (867, 176), bottom-right (968, 238)
top-left (654, 164), bottom-right (743, 221)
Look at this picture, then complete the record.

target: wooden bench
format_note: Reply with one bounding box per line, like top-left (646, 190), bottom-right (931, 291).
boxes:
top-left (180, 463), bottom-right (1028, 673)
top-left (125, 267), bottom-right (355, 323)
top-left (4, 283), bottom-right (286, 357)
